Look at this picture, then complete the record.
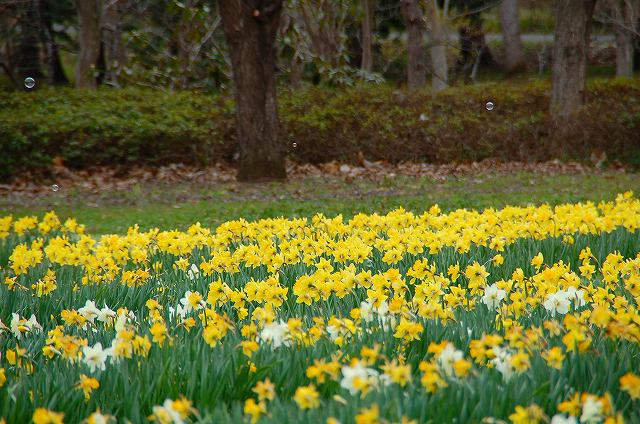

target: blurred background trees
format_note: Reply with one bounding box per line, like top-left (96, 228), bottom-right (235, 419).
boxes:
top-left (0, 0), bottom-right (639, 181)
top-left (3, 0), bottom-right (637, 93)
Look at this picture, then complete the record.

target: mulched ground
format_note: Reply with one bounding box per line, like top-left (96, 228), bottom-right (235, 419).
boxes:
top-left (0, 158), bottom-right (610, 199)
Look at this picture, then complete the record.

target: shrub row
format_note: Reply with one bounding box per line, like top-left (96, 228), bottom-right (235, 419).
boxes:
top-left (1, 79), bottom-right (639, 179)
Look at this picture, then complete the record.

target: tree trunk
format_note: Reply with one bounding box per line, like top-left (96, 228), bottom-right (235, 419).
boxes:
top-left (613, 0), bottom-right (639, 78)
top-left (297, 1), bottom-right (346, 68)
top-left (361, 0), bottom-right (374, 72)
top-left (176, 0), bottom-right (196, 89)
top-left (401, 0), bottom-right (426, 89)
top-left (76, 0), bottom-right (101, 89)
top-left (40, 0), bottom-right (69, 86)
top-left (499, 0), bottom-right (526, 74)
top-left (15, 1), bottom-right (43, 85)
top-left (550, 0), bottom-right (596, 120)
top-left (616, 28), bottom-right (635, 77)
top-left (636, 15), bottom-right (640, 70)
top-left (219, 0), bottom-right (286, 182)
top-left (290, 54), bottom-right (304, 87)
top-left (424, 0), bottom-right (448, 92)
top-left (455, 16), bottom-right (494, 77)
top-left (102, 0), bottom-right (125, 86)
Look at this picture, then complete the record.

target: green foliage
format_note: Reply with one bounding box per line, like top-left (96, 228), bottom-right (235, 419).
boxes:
top-left (0, 88), bottom-right (234, 179)
top-left (1, 79), bottom-right (640, 180)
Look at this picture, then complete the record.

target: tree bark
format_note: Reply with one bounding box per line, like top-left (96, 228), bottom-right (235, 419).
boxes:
top-left (290, 54), bottom-right (304, 87)
top-left (76, 0), bottom-right (102, 89)
top-left (550, 0), bottom-right (596, 120)
top-left (613, 0), bottom-right (639, 77)
top-left (297, 1), bottom-right (346, 68)
top-left (401, 0), bottom-right (426, 89)
top-left (616, 27), bottom-right (634, 77)
top-left (102, 0), bottom-right (125, 87)
top-left (15, 1), bottom-right (43, 85)
top-left (40, 0), bottom-right (68, 86)
top-left (424, 0), bottom-right (448, 92)
top-left (361, 0), bottom-right (374, 72)
top-left (455, 15), bottom-right (494, 77)
top-left (176, 0), bottom-right (197, 89)
top-left (499, 0), bottom-right (526, 74)
top-left (219, 0), bottom-right (286, 182)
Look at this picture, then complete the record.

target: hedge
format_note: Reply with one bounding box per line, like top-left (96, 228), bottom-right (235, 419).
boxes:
top-left (1, 79), bottom-right (639, 179)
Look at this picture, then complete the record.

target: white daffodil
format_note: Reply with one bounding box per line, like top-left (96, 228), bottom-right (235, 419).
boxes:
top-left (114, 309), bottom-right (136, 333)
top-left (179, 291), bottom-right (205, 313)
top-left (340, 361), bottom-right (379, 395)
top-left (327, 325), bottom-right (340, 341)
top-left (97, 305), bottom-right (117, 325)
top-left (79, 300), bottom-right (101, 324)
top-left (187, 263), bottom-right (200, 281)
top-left (82, 342), bottom-right (111, 373)
top-left (177, 304), bottom-right (188, 319)
top-left (10, 313), bottom-right (24, 339)
top-left (86, 411), bottom-right (112, 424)
top-left (580, 395), bottom-right (604, 424)
top-left (490, 346), bottom-right (514, 381)
top-left (550, 415), bottom-right (578, 424)
top-left (481, 283), bottom-right (506, 309)
top-left (259, 321), bottom-right (290, 348)
top-left (152, 399), bottom-right (184, 424)
top-left (360, 300), bottom-right (393, 330)
top-left (565, 286), bottom-right (586, 307)
top-left (26, 314), bottom-right (42, 333)
top-left (360, 300), bottom-right (374, 323)
top-left (114, 313), bottom-right (128, 334)
top-left (437, 343), bottom-right (464, 377)
top-left (543, 291), bottom-right (571, 316)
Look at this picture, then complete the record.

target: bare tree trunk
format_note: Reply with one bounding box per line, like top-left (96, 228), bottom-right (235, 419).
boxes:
top-left (76, 0), bottom-right (102, 89)
top-left (176, 0), bottom-right (196, 89)
top-left (550, 0), bottom-right (596, 120)
top-left (613, 0), bottom-right (639, 77)
top-left (499, 0), bottom-right (526, 74)
top-left (219, 0), bottom-right (286, 182)
top-left (424, 0), bottom-right (448, 92)
top-left (361, 0), bottom-right (374, 72)
top-left (102, 0), bottom-right (125, 86)
top-left (15, 0), bottom-right (43, 84)
top-left (401, 0), bottom-right (426, 89)
top-left (40, 0), bottom-right (68, 86)
top-left (96, 39), bottom-right (106, 85)
top-left (290, 54), bottom-right (304, 87)
top-left (455, 15), bottom-right (494, 77)
top-left (616, 28), bottom-right (635, 77)
top-left (297, 1), bottom-right (347, 68)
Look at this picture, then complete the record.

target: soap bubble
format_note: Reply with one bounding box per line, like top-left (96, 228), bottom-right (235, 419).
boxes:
top-left (24, 77), bottom-right (36, 89)
top-left (51, 184), bottom-right (59, 192)
top-left (485, 101), bottom-right (494, 111)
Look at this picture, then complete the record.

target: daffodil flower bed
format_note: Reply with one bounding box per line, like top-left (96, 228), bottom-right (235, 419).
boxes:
top-left (1, 193), bottom-right (640, 424)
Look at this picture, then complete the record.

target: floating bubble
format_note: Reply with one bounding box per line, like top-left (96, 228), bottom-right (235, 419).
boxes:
top-left (51, 184), bottom-right (59, 192)
top-left (24, 77), bottom-right (36, 89)
top-left (292, 142), bottom-right (298, 148)
top-left (419, 113), bottom-right (428, 121)
top-left (485, 101), bottom-right (494, 111)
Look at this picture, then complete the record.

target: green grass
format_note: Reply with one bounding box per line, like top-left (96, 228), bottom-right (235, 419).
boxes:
top-left (2, 171), bottom-right (638, 234)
